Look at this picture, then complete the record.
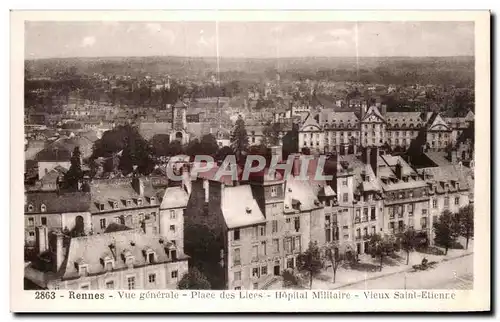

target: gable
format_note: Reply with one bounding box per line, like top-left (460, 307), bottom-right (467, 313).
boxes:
top-left (361, 106), bottom-right (385, 123)
top-left (428, 114), bottom-right (450, 131)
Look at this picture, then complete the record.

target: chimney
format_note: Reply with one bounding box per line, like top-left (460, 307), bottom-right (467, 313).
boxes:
top-left (362, 147), bottom-right (371, 165)
top-left (51, 231), bottom-right (65, 272)
top-left (143, 221), bottom-right (155, 235)
top-left (395, 161), bottom-right (403, 180)
top-left (360, 105), bottom-right (366, 119)
top-left (36, 226), bottom-right (49, 254)
top-left (292, 154), bottom-right (301, 177)
top-left (132, 176), bottom-right (145, 196)
top-left (271, 145), bottom-right (283, 163)
top-left (381, 104), bottom-right (387, 116)
top-left (370, 146), bottom-right (379, 177)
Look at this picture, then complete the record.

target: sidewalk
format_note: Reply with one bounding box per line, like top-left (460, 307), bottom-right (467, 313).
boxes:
top-left (312, 239), bottom-right (473, 290)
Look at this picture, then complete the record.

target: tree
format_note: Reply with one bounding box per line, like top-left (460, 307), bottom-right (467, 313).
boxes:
top-left (200, 134), bottom-right (219, 156)
top-left (166, 140), bottom-right (184, 156)
top-left (177, 267), bottom-right (212, 290)
top-left (433, 210), bottom-right (460, 255)
top-left (185, 139), bottom-right (202, 158)
top-left (297, 241), bottom-right (323, 289)
top-left (215, 146), bottom-right (233, 162)
top-left (368, 233), bottom-right (396, 271)
top-left (63, 146), bottom-right (83, 191)
top-left (262, 121), bottom-right (281, 147)
top-left (230, 116), bottom-right (249, 162)
top-left (399, 227), bottom-right (418, 265)
top-left (458, 205), bottom-right (474, 250)
top-left (118, 144), bottom-right (134, 176)
top-left (150, 134), bottom-right (171, 157)
top-left (325, 246), bottom-right (344, 284)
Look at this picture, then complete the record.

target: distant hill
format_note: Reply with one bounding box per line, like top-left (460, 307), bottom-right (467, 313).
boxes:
top-left (25, 56), bottom-right (474, 86)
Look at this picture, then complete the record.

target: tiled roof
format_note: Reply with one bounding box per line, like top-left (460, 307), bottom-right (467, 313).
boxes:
top-left (89, 177), bottom-right (160, 213)
top-left (35, 147), bottom-right (72, 162)
top-left (424, 152), bottom-right (452, 167)
top-left (221, 185), bottom-right (266, 229)
top-left (61, 229), bottom-right (187, 279)
top-left (319, 111), bottom-right (359, 126)
top-left (284, 177), bottom-right (321, 212)
top-left (139, 122), bottom-right (172, 140)
top-left (25, 192), bottom-right (91, 214)
top-left (418, 165), bottom-right (472, 192)
top-left (160, 187), bottom-right (189, 209)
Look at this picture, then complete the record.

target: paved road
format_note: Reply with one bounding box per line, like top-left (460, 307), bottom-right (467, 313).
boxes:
top-left (337, 254), bottom-right (473, 290)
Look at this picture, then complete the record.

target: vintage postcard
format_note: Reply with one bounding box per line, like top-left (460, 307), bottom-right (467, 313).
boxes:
top-left (11, 10), bottom-right (490, 312)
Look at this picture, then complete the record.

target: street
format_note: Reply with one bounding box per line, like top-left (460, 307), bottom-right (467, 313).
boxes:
top-left (336, 254), bottom-right (473, 290)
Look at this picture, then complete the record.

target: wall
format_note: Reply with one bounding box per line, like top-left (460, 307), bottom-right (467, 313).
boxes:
top-left (159, 207), bottom-right (185, 253)
top-left (91, 206), bottom-right (160, 234)
top-left (49, 260), bottom-right (188, 290)
top-left (38, 161), bottom-right (70, 179)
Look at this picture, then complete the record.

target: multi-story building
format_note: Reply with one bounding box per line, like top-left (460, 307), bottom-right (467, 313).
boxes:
top-left (24, 191), bottom-right (92, 249)
top-left (89, 176), bottom-right (161, 235)
top-left (24, 228), bottom-right (188, 290)
top-left (297, 103), bottom-right (474, 155)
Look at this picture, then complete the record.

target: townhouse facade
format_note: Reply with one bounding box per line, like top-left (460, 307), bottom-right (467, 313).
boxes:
top-left (297, 104), bottom-right (474, 156)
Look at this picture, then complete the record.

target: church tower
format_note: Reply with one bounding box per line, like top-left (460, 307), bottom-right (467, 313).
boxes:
top-left (170, 100), bottom-right (189, 145)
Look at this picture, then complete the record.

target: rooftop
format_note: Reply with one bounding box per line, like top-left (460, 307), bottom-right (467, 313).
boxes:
top-left (25, 192), bottom-right (91, 214)
top-left (221, 185), bottom-right (266, 229)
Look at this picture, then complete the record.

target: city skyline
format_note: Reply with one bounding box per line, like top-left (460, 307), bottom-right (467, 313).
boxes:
top-left (25, 21), bottom-right (474, 59)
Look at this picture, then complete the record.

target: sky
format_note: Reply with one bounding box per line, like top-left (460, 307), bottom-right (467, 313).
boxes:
top-left (25, 21), bottom-right (474, 59)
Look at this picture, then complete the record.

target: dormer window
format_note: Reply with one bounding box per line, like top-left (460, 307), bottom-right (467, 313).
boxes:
top-left (99, 203), bottom-right (105, 211)
top-left (144, 249), bottom-right (156, 264)
top-left (150, 197), bottom-right (156, 204)
top-left (27, 204), bottom-right (34, 212)
top-left (40, 204), bottom-right (47, 213)
top-left (103, 258), bottom-right (114, 271)
top-left (78, 263), bottom-right (89, 276)
top-left (137, 198), bottom-right (143, 206)
top-left (245, 207), bottom-right (252, 214)
top-left (126, 199), bottom-right (132, 207)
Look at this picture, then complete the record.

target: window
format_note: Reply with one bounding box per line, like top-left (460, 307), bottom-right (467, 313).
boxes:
top-left (362, 208), bottom-right (369, 222)
top-left (261, 241), bottom-right (267, 256)
top-left (356, 228), bottom-right (361, 239)
top-left (408, 204), bottom-right (414, 215)
top-left (444, 197), bottom-right (450, 208)
top-left (137, 198), bottom-right (143, 206)
top-left (115, 217), bottom-right (121, 224)
top-left (260, 225), bottom-right (266, 236)
top-left (138, 213), bottom-right (144, 222)
top-left (234, 271), bottom-right (241, 281)
top-left (294, 236), bottom-right (301, 252)
top-left (454, 197), bottom-right (460, 205)
top-left (40, 204), bottom-right (46, 213)
top-left (363, 227), bottom-right (368, 237)
top-left (170, 225), bottom-right (176, 232)
top-left (27, 204), bottom-right (34, 212)
top-left (272, 220), bottom-right (278, 233)
top-left (105, 281), bottom-right (114, 289)
top-left (80, 284), bottom-right (90, 290)
top-left (287, 257), bottom-right (294, 269)
top-left (370, 207), bottom-right (376, 221)
top-left (252, 245), bottom-right (258, 262)
top-left (252, 267), bottom-right (260, 278)
top-left (105, 260), bottom-right (113, 271)
top-left (253, 283), bottom-right (258, 289)
top-left (148, 273), bottom-right (156, 284)
top-left (234, 287), bottom-right (241, 290)
top-left (261, 266), bottom-right (268, 276)
top-left (270, 186), bottom-right (278, 197)
top-left (389, 222), bottom-right (395, 232)
top-left (422, 209), bottom-right (427, 215)
top-left (273, 239), bottom-right (279, 253)
top-left (342, 179), bottom-right (348, 186)
top-left (170, 210), bottom-right (176, 219)
top-left (127, 277), bottom-right (135, 290)
top-left (233, 229), bottom-right (240, 241)
top-left (325, 227), bottom-right (331, 242)
top-left (28, 217), bottom-right (34, 227)
top-left (294, 217), bottom-right (300, 232)
top-left (148, 252), bottom-right (155, 264)
top-left (421, 217), bottom-right (428, 229)
top-left (28, 231), bottom-right (35, 237)
top-left (100, 218), bottom-right (106, 229)
top-left (343, 193), bottom-right (348, 202)
top-left (398, 220), bottom-right (404, 231)
top-left (171, 270), bottom-right (178, 279)
top-left (433, 199), bottom-right (437, 208)
top-left (126, 200), bottom-right (132, 207)
top-left (371, 226), bottom-right (376, 235)
top-left (233, 248), bottom-right (241, 265)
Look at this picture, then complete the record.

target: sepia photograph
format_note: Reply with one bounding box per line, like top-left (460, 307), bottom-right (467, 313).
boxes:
top-left (11, 10), bottom-right (491, 312)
